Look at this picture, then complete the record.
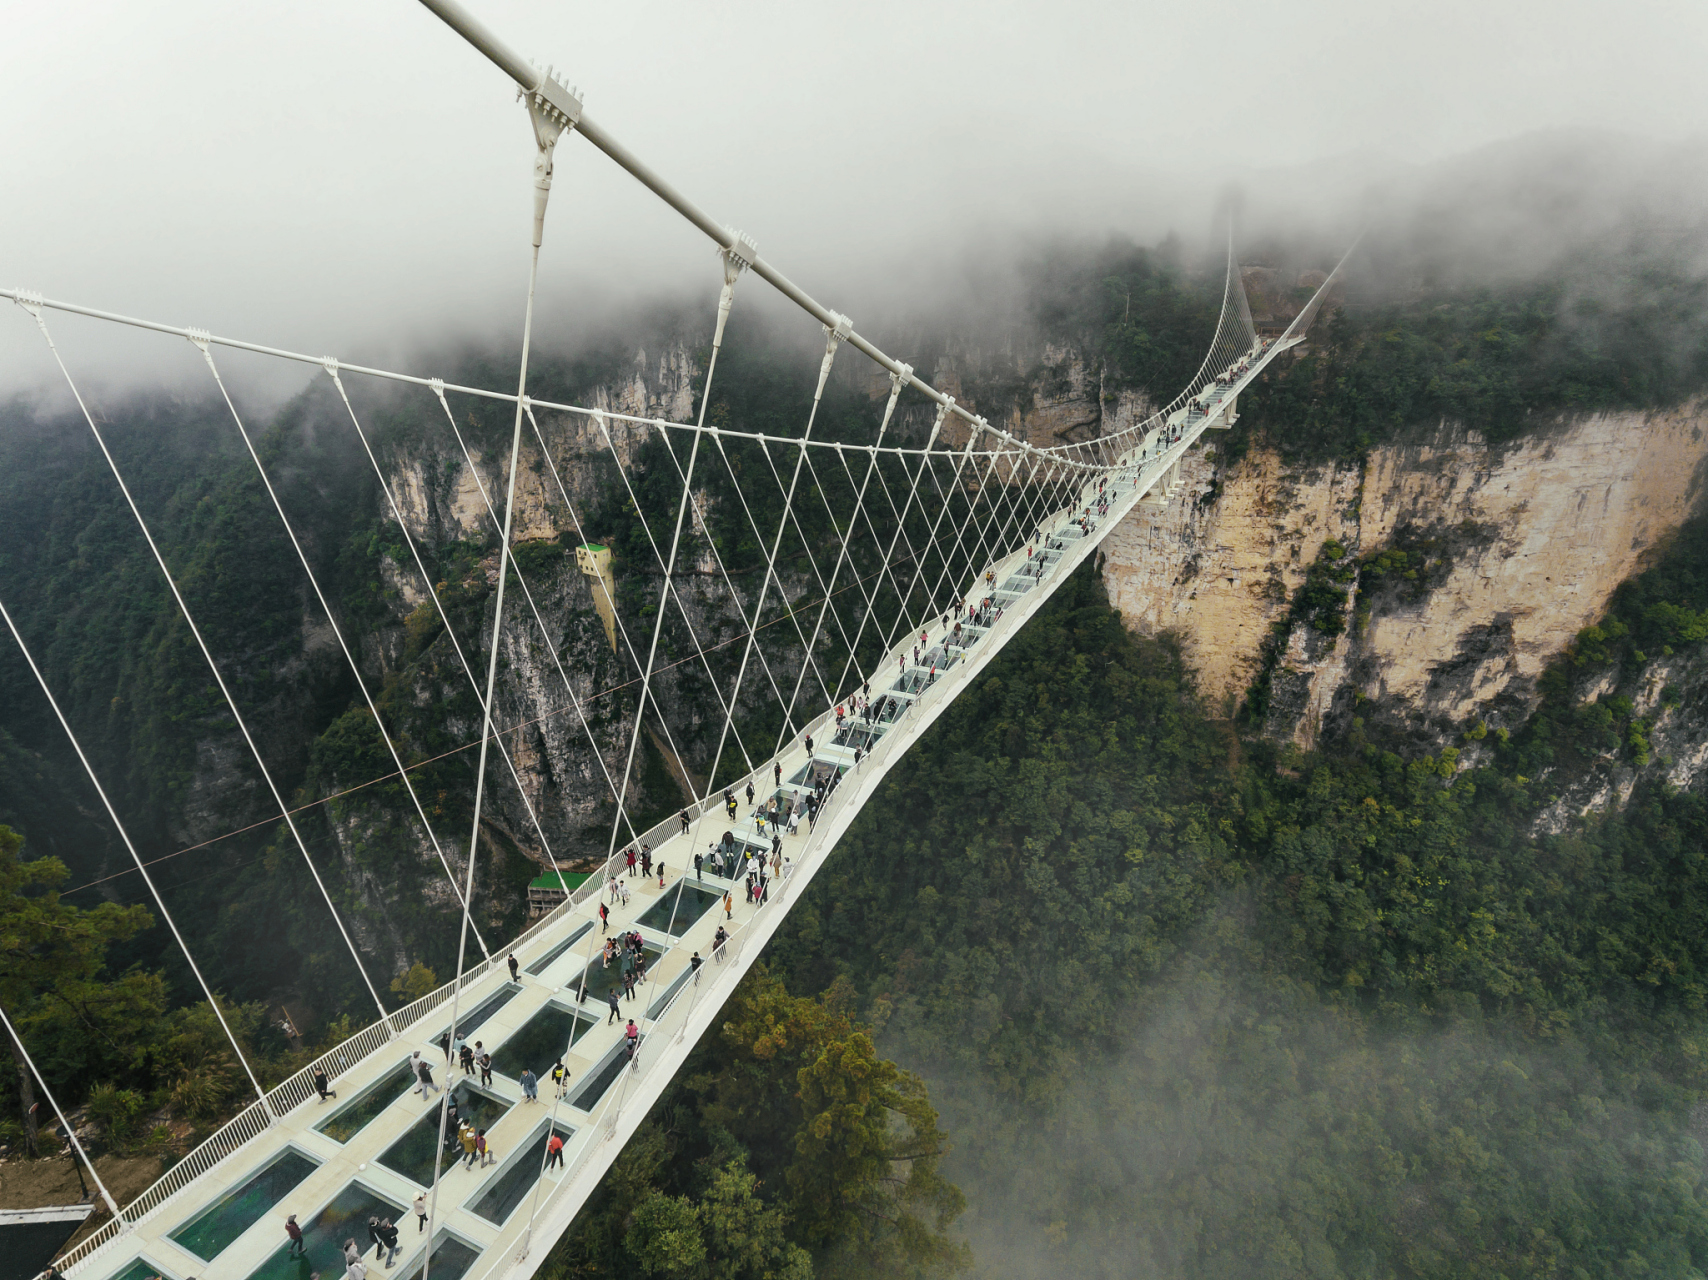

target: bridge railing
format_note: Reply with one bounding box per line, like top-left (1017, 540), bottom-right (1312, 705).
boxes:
top-left (54, 705), bottom-right (845, 1275)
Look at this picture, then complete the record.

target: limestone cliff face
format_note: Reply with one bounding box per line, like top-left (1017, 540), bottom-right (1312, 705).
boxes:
top-left (1102, 404), bottom-right (1708, 743)
top-left (332, 339), bottom-right (816, 889)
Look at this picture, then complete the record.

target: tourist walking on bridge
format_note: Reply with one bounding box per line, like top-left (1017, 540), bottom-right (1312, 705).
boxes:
top-left (520, 1068), bottom-right (538, 1102)
top-left (413, 1192), bottom-right (427, 1233)
top-left (285, 1214), bottom-right (305, 1259)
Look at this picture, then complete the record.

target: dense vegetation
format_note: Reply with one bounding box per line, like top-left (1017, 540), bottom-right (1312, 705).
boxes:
top-left (746, 558), bottom-right (1708, 1279)
top-left (1239, 245), bottom-right (1708, 463)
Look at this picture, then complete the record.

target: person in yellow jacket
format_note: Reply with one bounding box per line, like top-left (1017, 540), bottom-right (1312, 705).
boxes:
top-left (460, 1123), bottom-right (479, 1168)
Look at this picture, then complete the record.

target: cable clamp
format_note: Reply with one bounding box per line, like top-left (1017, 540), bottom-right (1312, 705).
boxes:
top-left (523, 65), bottom-right (584, 132)
top-left (12, 289), bottom-right (44, 320)
top-left (825, 312), bottom-right (854, 343)
top-left (888, 362), bottom-right (913, 394)
top-left (320, 356), bottom-right (341, 376)
top-left (591, 408), bottom-right (610, 439)
top-left (429, 377), bottom-right (446, 396)
top-left (721, 228), bottom-right (759, 277)
top-left (186, 327), bottom-right (212, 355)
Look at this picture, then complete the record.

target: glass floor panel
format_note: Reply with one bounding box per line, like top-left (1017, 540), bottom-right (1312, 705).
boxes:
top-left (315, 1062), bottom-right (415, 1143)
top-left (105, 1261), bottom-right (181, 1280)
top-left (400, 1232), bottom-right (481, 1280)
top-left (525, 921), bottom-right (592, 975)
top-left (3, 1215), bottom-right (84, 1277)
top-left (469, 1124), bottom-right (575, 1225)
top-left (563, 941), bottom-right (665, 1006)
top-left (169, 1149), bottom-right (319, 1262)
top-left (830, 724), bottom-right (883, 750)
top-left (636, 881), bottom-right (720, 936)
top-left (242, 1182), bottom-right (407, 1280)
top-left (490, 1003), bottom-right (595, 1082)
top-left (569, 1038), bottom-right (643, 1111)
top-left (433, 982), bottom-right (521, 1047)
top-left (377, 1081), bottom-right (512, 1188)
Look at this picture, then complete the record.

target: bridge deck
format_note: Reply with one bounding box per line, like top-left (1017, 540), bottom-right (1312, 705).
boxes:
top-left (64, 339), bottom-right (1288, 1280)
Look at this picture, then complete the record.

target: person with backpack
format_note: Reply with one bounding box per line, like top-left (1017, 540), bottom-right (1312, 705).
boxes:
top-left (377, 1218), bottom-right (399, 1268)
top-left (551, 1059), bottom-right (569, 1099)
top-left (414, 1054), bottom-right (440, 1098)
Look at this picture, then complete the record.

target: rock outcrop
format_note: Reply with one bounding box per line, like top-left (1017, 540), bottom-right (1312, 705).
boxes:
top-left (1102, 404), bottom-right (1708, 744)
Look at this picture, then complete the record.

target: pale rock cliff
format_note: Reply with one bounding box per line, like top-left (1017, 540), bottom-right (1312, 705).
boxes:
top-left (1102, 404), bottom-right (1708, 744)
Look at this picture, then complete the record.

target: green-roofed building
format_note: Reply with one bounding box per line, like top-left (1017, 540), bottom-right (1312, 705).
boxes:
top-left (528, 869), bottom-right (590, 917)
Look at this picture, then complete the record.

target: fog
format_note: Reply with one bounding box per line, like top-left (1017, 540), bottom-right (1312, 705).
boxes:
top-left (3, 0), bottom-right (1707, 403)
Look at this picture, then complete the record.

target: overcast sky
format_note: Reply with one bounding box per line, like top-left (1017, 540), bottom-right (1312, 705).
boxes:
top-left (3, 0), bottom-right (1706, 400)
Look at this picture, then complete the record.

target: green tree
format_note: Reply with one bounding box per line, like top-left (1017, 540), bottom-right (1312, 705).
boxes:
top-left (626, 1191), bottom-right (707, 1277)
top-left (791, 1034), bottom-right (967, 1276)
top-left (0, 826), bottom-right (154, 1153)
top-left (700, 1157), bottom-right (811, 1280)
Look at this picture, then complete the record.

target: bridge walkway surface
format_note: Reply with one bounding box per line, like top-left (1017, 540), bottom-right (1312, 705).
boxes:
top-left (57, 329), bottom-right (1301, 1280)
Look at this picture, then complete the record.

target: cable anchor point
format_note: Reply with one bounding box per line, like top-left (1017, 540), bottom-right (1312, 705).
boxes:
top-left (926, 396), bottom-right (955, 450)
top-left (521, 65), bottom-right (583, 249)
